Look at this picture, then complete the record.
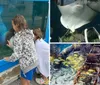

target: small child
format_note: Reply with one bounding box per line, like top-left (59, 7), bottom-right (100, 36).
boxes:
top-left (4, 15), bottom-right (38, 85)
top-left (33, 28), bottom-right (49, 84)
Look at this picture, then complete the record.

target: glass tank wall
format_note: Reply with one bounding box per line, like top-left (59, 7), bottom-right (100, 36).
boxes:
top-left (0, 0), bottom-right (48, 59)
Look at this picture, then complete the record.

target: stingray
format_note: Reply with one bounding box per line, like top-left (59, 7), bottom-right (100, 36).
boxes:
top-left (56, 0), bottom-right (100, 32)
top-left (53, 0), bottom-right (100, 42)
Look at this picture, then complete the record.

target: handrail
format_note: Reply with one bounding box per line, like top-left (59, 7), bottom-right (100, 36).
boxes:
top-left (0, 60), bottom-right (19, 73)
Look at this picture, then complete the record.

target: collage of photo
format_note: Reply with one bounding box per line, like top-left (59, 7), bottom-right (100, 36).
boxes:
top-left (0, 0), bottom-right (100, 85)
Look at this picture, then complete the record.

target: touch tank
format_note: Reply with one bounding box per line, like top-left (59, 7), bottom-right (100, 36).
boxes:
top-left (50, 44), bottom-right (100, 85)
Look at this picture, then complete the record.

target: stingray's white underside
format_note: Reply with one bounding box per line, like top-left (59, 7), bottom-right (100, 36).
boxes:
top-left (58, 2), bottom-right (97, 32)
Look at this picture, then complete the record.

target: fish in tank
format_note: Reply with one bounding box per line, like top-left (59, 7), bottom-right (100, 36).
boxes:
top-left (50, 44), bottom-right (100, 85)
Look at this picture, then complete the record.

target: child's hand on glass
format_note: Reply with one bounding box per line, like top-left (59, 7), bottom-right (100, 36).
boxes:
top-left (4, 57), bottom-right (9, 61)
top-left (7, 40), bottom-right (11, 48)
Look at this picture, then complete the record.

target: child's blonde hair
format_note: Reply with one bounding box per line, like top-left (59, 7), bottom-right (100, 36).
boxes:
top-left (12, 14), bottom-right (28, 30)
top-left (33, 28), bottom-right (43, 39)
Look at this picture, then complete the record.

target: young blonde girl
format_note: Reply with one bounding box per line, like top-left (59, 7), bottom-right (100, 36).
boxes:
top-left (4, 15), bottom-right (38, 85)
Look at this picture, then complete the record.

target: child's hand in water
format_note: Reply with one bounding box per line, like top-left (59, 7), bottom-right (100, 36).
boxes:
top-left (4, 57), bottom-right (9, 61)
top-left (7, 40), bottom-right (11, 48)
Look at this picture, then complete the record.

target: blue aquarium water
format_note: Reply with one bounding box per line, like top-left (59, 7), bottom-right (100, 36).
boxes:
top-left (55, 44), bottom-right (72, 52)
top-left (51, 44), bottom-right (71, 53)
top-left (0, 6), bottom-right (8, 44)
